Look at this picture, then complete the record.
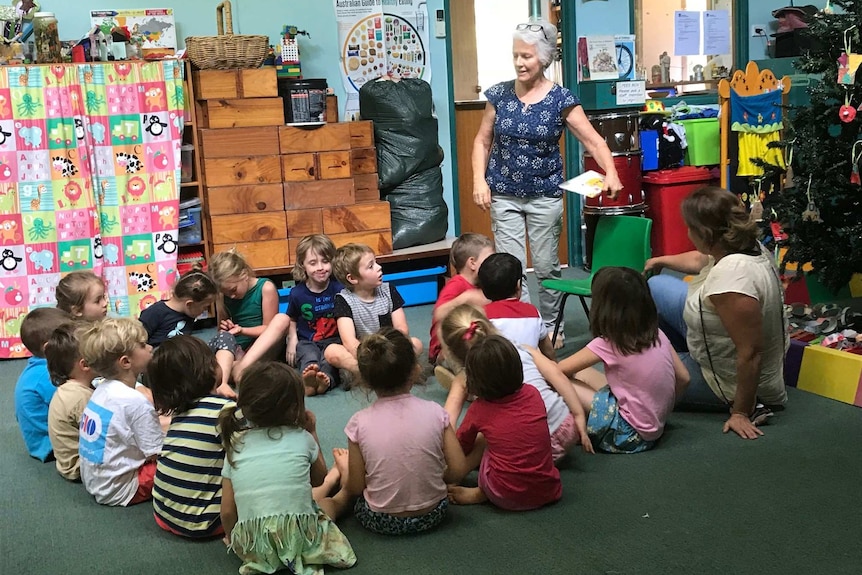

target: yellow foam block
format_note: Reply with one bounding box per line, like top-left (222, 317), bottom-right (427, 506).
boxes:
top-left (797, 346), bottom-right (862, 406)
top-left (849, 274), bottom-right (862, 298)
top-left (777, 248), bottom-right (813, 272)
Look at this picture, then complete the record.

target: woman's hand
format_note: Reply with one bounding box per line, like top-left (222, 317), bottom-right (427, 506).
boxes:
top-left (723, 412), bottom-right (763, 439)
top-left (473, 182), bottom-right (492, 211)
top-left (602, 169), bottom-right (624, 201)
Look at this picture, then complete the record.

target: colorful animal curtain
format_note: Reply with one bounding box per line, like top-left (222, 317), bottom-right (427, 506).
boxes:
top-left (0, 60), bottom-right (184, 358)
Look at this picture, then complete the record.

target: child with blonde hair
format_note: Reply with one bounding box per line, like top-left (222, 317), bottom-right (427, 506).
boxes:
top-left (208, 249), bottom-right (290, 397)
top-left (139, 266), bottom-right (218, 347)
top-left (148, 336), bottom-right (234, 538)
top-left (286, 234), bottom-right (344, 396)
top-left (55, 271), bottom-right (108, 321)
top-left (447, 335), bottom-right (561, 509)
top-left (557, 267), bottom-right (689, 453)
top-left (325, 243), bottom-right (422, 381)
top-left (46, 323), bottom-right (94, 480)
top-left (439, 303), bottom-right (592, 461)
top-left (15, 307), bottom-right (73, 461)
top-left (78, 318), bottom-right (162, 506)
top-left (345, 327), bottom-right (468, 534)
top-left (219, 362), bottom-right (356, 574)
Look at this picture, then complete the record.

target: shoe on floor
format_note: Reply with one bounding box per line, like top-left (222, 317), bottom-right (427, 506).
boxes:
top-left (434, 366), bottom-right (455, 391)
top-left (750, 404), bottom-right (774, 426)
top-left (338, 368), bottom-right (355, 391)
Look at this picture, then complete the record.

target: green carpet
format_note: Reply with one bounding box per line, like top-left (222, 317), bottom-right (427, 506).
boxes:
top-left (2, 272), bottom-right (861, 574)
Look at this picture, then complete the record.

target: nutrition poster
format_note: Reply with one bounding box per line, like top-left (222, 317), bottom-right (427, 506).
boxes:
top-left (334, 0), bottom-right (431, 95)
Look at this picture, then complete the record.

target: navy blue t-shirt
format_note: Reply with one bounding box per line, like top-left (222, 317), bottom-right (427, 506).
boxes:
top-left (139, 301), bottom-right (196, 346)
top-left (484, 80), bottom-right (579, 198)
top-left (286, 280), bottom-right (344, 342)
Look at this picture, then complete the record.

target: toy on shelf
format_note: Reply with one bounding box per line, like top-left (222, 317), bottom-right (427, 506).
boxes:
top-left (276, 24), bottom-right (308, 78)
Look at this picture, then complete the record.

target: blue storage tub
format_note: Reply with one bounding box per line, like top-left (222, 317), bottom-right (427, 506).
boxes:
top-left (641, 130), bottom-right (659, 171)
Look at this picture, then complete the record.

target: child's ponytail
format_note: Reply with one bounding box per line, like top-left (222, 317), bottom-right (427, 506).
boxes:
top-left (218, 405), bottom-right (248, 467)
top-left (439, 304), bottom-right (496, 367)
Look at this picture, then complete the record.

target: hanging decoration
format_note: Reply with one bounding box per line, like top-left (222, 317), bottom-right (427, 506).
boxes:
top-left (801, 175), bottom-right (823, 222)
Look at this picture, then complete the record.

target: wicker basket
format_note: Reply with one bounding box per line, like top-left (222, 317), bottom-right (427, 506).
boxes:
top-left (185, 1), bottom-right (268, 70)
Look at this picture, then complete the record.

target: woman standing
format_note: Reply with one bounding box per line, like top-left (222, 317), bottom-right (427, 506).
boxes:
top-left (472, 19), bottom-right (623, 348)
top-left (646, 187), bottom-right (788, 439)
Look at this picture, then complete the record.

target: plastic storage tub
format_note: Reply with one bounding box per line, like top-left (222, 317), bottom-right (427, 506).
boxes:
top-left (640, 130), bottom-right (659, 171)
top-left (643, 166), bottom-right (714, 256)
top-left (382, 266), bottom-right (447, 307)
top-left (180, 144), bottom-right (194, 182)
top-left (678, 118), bottom-right (720, 166)
top-left (178, 206), bottom-right (202, 245)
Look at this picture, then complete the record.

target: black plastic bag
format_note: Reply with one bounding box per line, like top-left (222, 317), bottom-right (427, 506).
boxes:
top-left (386, 166), bottom-right (449, 249)
top-left (359, 78), bottom-right (444, 190)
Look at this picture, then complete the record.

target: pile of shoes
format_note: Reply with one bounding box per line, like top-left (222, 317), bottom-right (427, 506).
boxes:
top-left (786, 302), bottom-right (862, 352)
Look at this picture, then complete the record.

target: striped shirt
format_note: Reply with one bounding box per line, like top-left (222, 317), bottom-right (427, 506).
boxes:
top-left (334, 283), bottom-right (404, 338)
top-left (152, 395), bottom-right (234, 537)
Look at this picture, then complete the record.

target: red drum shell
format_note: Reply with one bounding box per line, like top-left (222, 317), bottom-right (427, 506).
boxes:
top-left (583, 152), bottom-right (645, 213)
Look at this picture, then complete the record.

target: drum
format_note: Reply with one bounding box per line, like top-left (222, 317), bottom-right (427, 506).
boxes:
top-left (587, 111), bottom-right (641, 153)
top-left (583, 208), bottom-right (647, 271)
top-left (582, 152), bottom-right (645, 214)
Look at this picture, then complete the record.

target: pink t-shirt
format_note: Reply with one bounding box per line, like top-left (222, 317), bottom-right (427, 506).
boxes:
top-left (429, 274), bottom-right (476, 363)
top-left (586, 330), bottom-right (677, 441)
top-left (345, 393), bottom-right (450, 514)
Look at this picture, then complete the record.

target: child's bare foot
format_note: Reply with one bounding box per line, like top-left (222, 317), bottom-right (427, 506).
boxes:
top-left (315, 370), bottom-right (331, 394)
top-left (332, 447), bottom-right (349, 479)
top-left (302, 364), bottom-right (320, 390)
top-left (447, 485), bottom-right (487, 505)
top-left (216, 382), bottom-right (237, 399)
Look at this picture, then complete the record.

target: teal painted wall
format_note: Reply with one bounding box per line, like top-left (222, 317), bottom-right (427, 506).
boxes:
top-left (50, 0), bottom-right (455, 234)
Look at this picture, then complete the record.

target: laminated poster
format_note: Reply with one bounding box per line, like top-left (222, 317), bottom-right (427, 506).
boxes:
top-left (334, 0), bottom-right (431, 95)
top-left (90, 9), bottom-right (177, 58)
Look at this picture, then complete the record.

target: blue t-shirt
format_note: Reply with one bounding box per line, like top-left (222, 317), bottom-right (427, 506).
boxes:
top-left (139, 301), bottom-right (196, 347)
top-left (484, 80), bottom-right (579, 198)
top-left (14, 357), bottom-right (55, 461)
top-left (286, 280), bottom-right (344, 342)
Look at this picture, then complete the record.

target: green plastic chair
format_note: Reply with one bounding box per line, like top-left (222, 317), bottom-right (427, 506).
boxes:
top-left (542, 215), bottom-right (653, 345)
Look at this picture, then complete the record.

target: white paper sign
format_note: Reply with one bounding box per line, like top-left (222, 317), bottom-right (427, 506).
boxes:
top-left (674, 11), bottom-right (701, 56)
top-left (703, 10), bottom-right (731, 55)
top-left (615, 80), bottom-right (646, 106)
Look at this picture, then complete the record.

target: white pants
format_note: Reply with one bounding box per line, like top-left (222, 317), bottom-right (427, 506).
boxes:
top-left (490, 194), bottom-right (564, 334)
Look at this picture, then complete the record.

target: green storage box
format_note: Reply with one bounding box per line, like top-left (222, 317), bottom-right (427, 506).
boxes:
top-left (679, 118), bottom-right (720, 166)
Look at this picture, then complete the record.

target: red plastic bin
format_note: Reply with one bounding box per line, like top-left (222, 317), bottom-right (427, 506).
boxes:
top-left (643, 166), bottom-right (714, 256)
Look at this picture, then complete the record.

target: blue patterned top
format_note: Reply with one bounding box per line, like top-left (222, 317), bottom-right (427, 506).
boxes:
top-left (484, 80), bottom-right (579, 198)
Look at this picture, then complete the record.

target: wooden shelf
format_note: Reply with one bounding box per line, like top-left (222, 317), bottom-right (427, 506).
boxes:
top-left (180, 180), bottom-right (199, 187)
top-left (179, 241), bottom-right (205, 249)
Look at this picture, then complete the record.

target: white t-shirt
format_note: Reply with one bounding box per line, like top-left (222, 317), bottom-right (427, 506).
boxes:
top-left (683, 249), bottom-right (788, 406)
top-left (79, 379), bottom-right (163, 506)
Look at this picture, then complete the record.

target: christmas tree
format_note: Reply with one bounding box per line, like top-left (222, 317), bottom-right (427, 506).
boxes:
top-left (767, 1), bottom-right (862, 291)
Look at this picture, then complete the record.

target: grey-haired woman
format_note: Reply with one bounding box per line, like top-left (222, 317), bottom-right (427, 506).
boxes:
top-left (472, 19), bottom-right (622, 348)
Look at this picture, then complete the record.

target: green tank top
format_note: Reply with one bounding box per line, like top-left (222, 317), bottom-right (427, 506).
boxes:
top-left (224, 278), bottom-right (270, 349)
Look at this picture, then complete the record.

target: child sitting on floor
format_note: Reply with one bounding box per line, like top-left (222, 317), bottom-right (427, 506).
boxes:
top-left (345, 328), bottom-right (468, 535)
top-left (285, 234), bottom-right (344, 396)
top-left (219, 362), bottom-right (356, 575)
top-left (139, 266), bottom-right (218, 348)
top-left (324, 243), bottom-right (422, 381)
top-left (208, 249), bottom-right (290, 397)
top-left (448, 335), bottom-right (561, 510)
top-left (439, 304), bottom-right (592, 461)
top-left (479, 252), bottom-right (556, 360)
top-left (78, 318), bottom-right (163, 506)
top-left (148, 335), bottom-right (235, 538)
top-left (14, 307), bottom-right (73, 462)
top-left (55, 271), bottom-right (108, 321)
top-left (428, 233), bottom-right (494, 387)
top-left (46, 324), bottom-right (94, 480)
top-left (556, 267), bottom-right (689, 453)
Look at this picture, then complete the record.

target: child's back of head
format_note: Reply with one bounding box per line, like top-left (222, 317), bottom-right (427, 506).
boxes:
top-left (356, 327), bottom-right (417, 394)
top-left (589, 266), bottom-right (659, 355)
top-left (478, 253), bottom-right (522, 302)
top-left (45, 323), bottom-right (84, 386)
top-left (209, 249), bottom-right (253, 286)
top-left (147, 336), bottom-right (218, 415)
top-left (218, 361), bottom-right (306, 465)
top-left (293, 234), bottom-right (337, 283)
top-left (55, 271), bottom-right (106, 320)
top-left (464, 334), bottom-right (524, 401)
top-left (172, 266), bottom-right (218, 303)
top-left (332, 243), bottom-right (373, 289)
top-left (21, 307), bottom-right (73, 358)
top-left (438, 304), bottom-right (496, 368)
top-left (78, 317), bottom-right (147, 378)
top-left (451, 233), bottom-right (494, 274)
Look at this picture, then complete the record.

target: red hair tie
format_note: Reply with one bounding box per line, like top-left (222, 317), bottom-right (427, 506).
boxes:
top-left (463, 321), bottom-right (478, 341)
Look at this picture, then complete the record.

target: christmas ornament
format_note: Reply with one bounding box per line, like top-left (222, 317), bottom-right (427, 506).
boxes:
top-left (785, 141), bottom-right (795, 189)
top-left (840, 103), bottom-right (857, 122)
top-left (750, 179), bottom-right (764, 221)
top-left (801, 176), bottom-right (823, 222)
top-left (851, 140), bottom-right (862, 185)
top-left (837, 28), bottom-right (862, 85)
